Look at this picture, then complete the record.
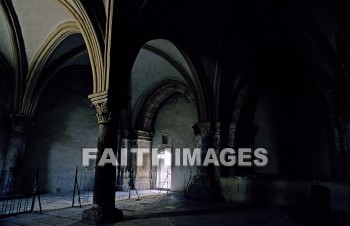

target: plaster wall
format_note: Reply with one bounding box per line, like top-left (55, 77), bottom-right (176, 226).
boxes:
top-left (152, 94), bottom-right (197, 192)
top-left (12, 0), bottom-right (73, 65)
top-left (131, 48), bottom-right (186, 109)
top-left (24, 70), bottom-right (96, 193)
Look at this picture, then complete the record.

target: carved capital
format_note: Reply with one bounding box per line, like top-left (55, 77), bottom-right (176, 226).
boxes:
top-left (329, 114), bottom-right (344, 128)
top-left (227, 122), bottom-right (236, 148)
top-left (214, 122), bottom-right (221, 136)
top-left (93, 101), bottom-right (112, 124)
top-left (228, 123), bottom-right (236, 136)
top-left (196, 122), bottom-right (212, 136)
top-left (120, 130), bottom-right (131, 139)
top-left (9, 114), bottom-right (32, 133)
top-left (89, 91), bottom-right (112, 124)
top-left (131, 130), bottom-right (154, 141)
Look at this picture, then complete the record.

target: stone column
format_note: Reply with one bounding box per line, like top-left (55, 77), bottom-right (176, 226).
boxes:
top-left (213, 122), bottom-right (222, 180)
top-left (131, 130), bottom-right (154, 190)
top-left (3, 114), bottom-right (31, 170)
top-left (227, 123), bottom-right (236, 149)
top-left (345, 121), bottom-right (350, 178)
top-left (329, 115), bottom-right (348, 179)
top-left (82, 94), bottom-right (123, 224)
top-left (335, 32), bottom-right (350, 180)
top-left (185, 122), bottom-right (222, 201)
top-left (226, 123), bottom-right (236, 176)
top-left (116, 130), bottom-right (130, 191)
top-left (220, 122), bottom-right (236, 177)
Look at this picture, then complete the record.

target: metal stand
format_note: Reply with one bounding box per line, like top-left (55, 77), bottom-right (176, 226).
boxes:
top-left (158, 170), bottom-right (170, 194)
top-left (72, 166), bottom-right (81, 208)
top-left (128, 169), bottom-right (139, 200)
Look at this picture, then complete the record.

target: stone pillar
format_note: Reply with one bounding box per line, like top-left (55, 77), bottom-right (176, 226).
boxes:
top-left (221, 122), bottom-right (236, 176)
top-left (185, 122), bottom-right (223, 201)
top-left (345, 121), bottom-right (350, 178)
top-left (329, 115), bottom-right (348, 179)
top-left (213, 122), bottom-right (221, 181)
top-left (336, 31), bottom-right (350, 77)
top-left (3, 114), bottom-right (31, 170)
top-left (227, 123), bottom-right (236, 149)
top-left (131, 130), bottom-right (154, 190)
top-left (82, 94), bottom-right (123, 224)
top-left (116, 130), bottom-right (130, 191)
top-left (335, 32), bottom-right (350, 180)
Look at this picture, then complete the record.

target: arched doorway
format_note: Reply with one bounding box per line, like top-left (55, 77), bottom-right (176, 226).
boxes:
top-left (127, 39), bottom-right (201, 192)
top-left (156, 148), bottom-right (172, 190)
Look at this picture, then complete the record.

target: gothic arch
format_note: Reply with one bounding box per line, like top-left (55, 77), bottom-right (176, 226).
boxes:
top-left (0, 52), bottom-right (13, 88)
top-left (0, 52), bottom-right (13, 103)
top-left (29, 47), bottom-right (89, 117)
top-left (230, 63), bottom-right (346, 179)
top-left (230, 63), bottom-right (345, 124)
top-left (137, 39), bottom-right (213, 122)
top-left (0, 0), bottom-right (27, 114)
top-left (21, 21), bottom-right (83, 117)
top-left (132, 80), bottom-right (196, 132)
top-left (31, 64), bottom-right (93, 117)
top-left (56, 0), bottom-right (106, 93)
top-left (173, 44), bottom-right (213, 122)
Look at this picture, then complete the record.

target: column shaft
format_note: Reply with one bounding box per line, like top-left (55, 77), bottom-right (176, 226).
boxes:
top-left (131, 130), bottom-right (154, 190)
top-left (116, 130), bottom-right (130, 191)
top-left (82, 99), bottom-right (123, 224)
top-left (185, 122), bottom-right (223, 201)
top-left (3, 115), bottom-right (30, 170)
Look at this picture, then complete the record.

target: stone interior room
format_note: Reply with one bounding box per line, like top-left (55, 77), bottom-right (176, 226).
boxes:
top-left (0, 0), bottom-right (350, 225)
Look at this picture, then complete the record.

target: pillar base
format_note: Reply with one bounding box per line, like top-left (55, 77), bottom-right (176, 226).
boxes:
top-left (82, 207), bottom-right (123, 224)
top-left (185, 173), bottom-right (224, 201)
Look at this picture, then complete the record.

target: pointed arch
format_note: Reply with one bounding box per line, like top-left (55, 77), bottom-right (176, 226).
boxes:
top-left (141, 40), bottom-right (212, 122)
top-left (0, 0), bottom-right (27, 114)
top-left (56, 0), bottom-right (105, 93)
top-left (132, 80), bottom-right (196, 131)
top-left (21, 21), bottom-right (81, 116)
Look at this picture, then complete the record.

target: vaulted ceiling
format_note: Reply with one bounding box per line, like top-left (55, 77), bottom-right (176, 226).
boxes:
top-left (0, 0), bottom-right (350, 121)
top-left (0, 0), bottom-right (194, 118)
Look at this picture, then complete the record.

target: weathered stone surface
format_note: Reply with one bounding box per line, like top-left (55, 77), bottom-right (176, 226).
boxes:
top-left (82, 207), bottom-right (123, 224)
top-left (185, 122), bottom-right (223, 201)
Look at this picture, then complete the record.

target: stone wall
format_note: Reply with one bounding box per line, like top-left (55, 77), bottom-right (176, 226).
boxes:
top-left (24, 70), bottom-right (97, 193)
top-left (0, 84), bottom-right (10, 170)
top-left (131, 47), bottom-right (186, 109)
top-left (152, 94), bottom-right (197, 192)
top-left (221, 176), bottom-right (350, 212)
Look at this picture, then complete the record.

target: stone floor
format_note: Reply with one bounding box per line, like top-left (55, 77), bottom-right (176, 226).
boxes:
top-left (40, 189), bottom-right (168, 210)
top-left (0, 191), bottom-right (349, 226)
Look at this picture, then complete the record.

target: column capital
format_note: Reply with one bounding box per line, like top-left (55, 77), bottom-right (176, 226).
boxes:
top-left (131, 130), bottom-right (154, 141)
top-left (118, 130), bottom-right (131, 139)
top-left (89, 92), bottom-right (111, 124)
top-left (214, 122), bottom-right (221, 136)
top-left (94, 101), bottom-right (112, 124)
top-left (329, 114), bottom-right (345, 128)
top-left (227, 122), bottom-right (237, 148)
top-left (193, 122), bottom-right (213, 136)
top-left (228, 122), bottom-right (236, 136)
top-left (9, 114), bottom-right (32, 133)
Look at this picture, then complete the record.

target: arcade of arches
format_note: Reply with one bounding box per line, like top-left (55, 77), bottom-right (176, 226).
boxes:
top-left (1, 0), bottom-right (350, 224)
